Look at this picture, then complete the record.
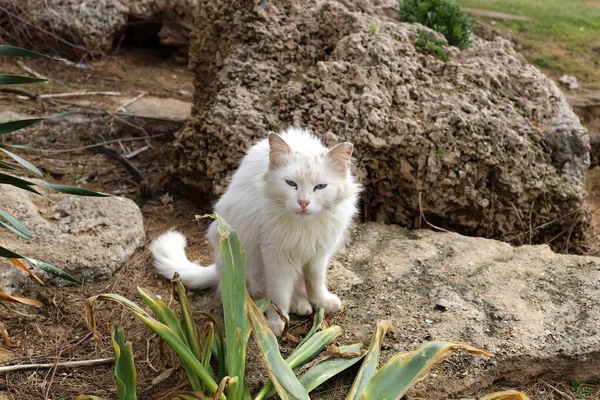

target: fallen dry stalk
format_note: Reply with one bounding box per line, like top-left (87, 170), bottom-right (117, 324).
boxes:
top-left (39, 91), bottom-right (122, 99)
top-left (0, 357), bottom-right (114, 374)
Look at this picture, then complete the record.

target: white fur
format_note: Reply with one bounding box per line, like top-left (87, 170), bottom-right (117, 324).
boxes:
top-left (150, 127), bottom-right (361, 336)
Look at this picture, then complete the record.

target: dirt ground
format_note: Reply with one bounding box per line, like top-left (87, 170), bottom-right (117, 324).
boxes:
top-left (0, 44), bottom-right (600, 400)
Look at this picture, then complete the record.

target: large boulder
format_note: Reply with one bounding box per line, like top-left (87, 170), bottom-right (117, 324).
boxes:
top-left (0, 183), bottom-right (145, 294)
top-left (328, 223), bottom-right (600, 398)
top-left (1, 0), bottom-right (197, 56)
top-left (174, 0), bottom-right (590, 249)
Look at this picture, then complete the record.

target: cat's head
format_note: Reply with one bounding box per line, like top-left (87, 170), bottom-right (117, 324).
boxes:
top-left (263, 130), bottom-right (357, 218)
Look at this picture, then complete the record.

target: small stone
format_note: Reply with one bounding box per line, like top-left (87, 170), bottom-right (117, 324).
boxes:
top-left (425, 319), bottom-right (434, 324)
top-left (558, 75), bottom-right (580, 90)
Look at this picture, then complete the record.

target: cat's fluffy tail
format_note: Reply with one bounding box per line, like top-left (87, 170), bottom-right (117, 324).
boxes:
top-left (149, 230), bottom-right (219, 290)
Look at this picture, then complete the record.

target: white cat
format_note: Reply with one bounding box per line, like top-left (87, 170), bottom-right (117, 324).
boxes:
top-left (150, 128), bottom-right (361, 336)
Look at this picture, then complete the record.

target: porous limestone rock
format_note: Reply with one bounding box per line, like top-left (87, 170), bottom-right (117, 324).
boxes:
top-left (329, 223), bottom-right (600, 398)
top-left (174, 0), bottom-right (590, 249)
top-left (0, 183), bottom-right (145, 293)
top-left (2, 0), bottom-right (196, 55)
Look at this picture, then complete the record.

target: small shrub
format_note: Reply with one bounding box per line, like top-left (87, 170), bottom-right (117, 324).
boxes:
top-left (399, 0), bottom-right (475, 48)
top-left (415, 29), bottom-right (452, 61)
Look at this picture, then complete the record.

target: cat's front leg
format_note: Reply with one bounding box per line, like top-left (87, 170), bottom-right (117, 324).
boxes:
top-left (305, 253), bottom-right (342, 314)
top-left (290, 279), bottom-right (313, 316)
top-left (263, 255), bottom-right (299, 336)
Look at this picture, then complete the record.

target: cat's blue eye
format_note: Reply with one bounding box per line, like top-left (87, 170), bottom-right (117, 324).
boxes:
top-left (286, 180), bottom-right (298, 188)
top-left (314, 184), bottom-right (327, 190)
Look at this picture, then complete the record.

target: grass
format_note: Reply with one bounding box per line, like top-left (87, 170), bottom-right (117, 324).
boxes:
top-left (456, 0), bottom-right (600, 89)
top-left (414, 29), bottom-right (452, 62)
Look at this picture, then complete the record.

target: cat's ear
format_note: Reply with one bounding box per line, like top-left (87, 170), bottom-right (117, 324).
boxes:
top-left (327, 142), bottom-right (354, 174)
top-left (268, 133), bottom-right (292, 169)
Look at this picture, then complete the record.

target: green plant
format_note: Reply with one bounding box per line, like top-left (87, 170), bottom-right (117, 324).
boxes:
top-left (415, 29), bottom-right (452, 61)
top-left (112, 324), bottom-right (137, 400)
top-left (369, 23), bottom-right (377, 34)
top-left (0, 45), bottom-right (107, 309)
top-left (399, 0), bottom-right (475, 48)
top-left (85, 214), bottom-right (532, 400)
top-left (570, 379), bottom-right (595, 399)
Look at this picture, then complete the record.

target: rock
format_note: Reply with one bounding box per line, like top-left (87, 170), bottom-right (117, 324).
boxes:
top-left (3, 0), bottom-right (197, 56)
top-left (0, 183), bottom-right (145, 294)
top-left (559, 75), bottom-right (580, 90)
top-left (331, 223), bottom-right (600, 398)
top-left (126, 96), bottom-right (192, 120)
top-left (158, 0), bottom-right (197, 60)
top-left (174, 0), bottom-right (590, 250)
top-left (28, 0), bottom-right (128, 53)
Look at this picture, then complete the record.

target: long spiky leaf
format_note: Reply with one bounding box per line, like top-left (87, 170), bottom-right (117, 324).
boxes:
top-left (345, 320), bottom-right (392, 400)
top-left (0, 45), bottom-right (60, 59)
top-left (0, 210), bottom-right (34, 239)
top-left (361, 341), bottom-right (493, 400)
top-left (247, 292), bottom-right (309, 400)
top-left (112, 324), bottom-right (137, 400)
top-left (214, 214), bottom-right (251, 399)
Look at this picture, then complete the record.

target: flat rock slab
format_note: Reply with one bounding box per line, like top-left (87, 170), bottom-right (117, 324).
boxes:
top-left (329, 223), bottom-right (600, 398)
top-left (0, 184), bottom-right (145, 293)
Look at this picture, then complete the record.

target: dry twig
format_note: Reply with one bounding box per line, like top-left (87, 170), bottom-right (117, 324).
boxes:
top-left (39, 91), bottom-right (122, 99)
top-left (0, 357), bottom-right (114, 374)
top-left (418, 192), bottom-right (451, 233)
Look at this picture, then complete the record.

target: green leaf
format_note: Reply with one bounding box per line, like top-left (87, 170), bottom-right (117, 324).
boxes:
top-left (215, 213), bottom-right (252, 399)
top-left (0, 112), bottom-right (77, 135)
top-left (254, 298), bottom-right (272, 313)
top-left (0, 172), bottom-right (107, 198)
top-left (0, 209), bottom-right (34, 239)
top-left (302, 307), bottom-right (325, 343)
top-left (201, 321), bottom-right (215, 375)
top-left (0, 147), bottom-right (43, 177)
top-left (0, 74), bottom-right (47, 85)
top-left (137, 287), bottom-right (203, 390)
top-left (0, 173), bottom-right (47, 198)
top-left (173, 277), bottom-right (202, 362)
top-left (345, 320), bottom-right (392, 400)
top-left (0, 45), bottom-right (59, 59)
top-left (361, 341), bottom-right (492, 400)
top-left (247, 294), bottom-right (310, 400)
top-left (298, 343), bottom-right (365, 393)
top-left (26, 258), bottom-right (80, 283)
top-left (254, 317), bottom-right (341, 400)
top-left (135, 313), bottom-right (223, 398)
top-left (112, 324), bottom-right (137, 400)
top-left (0, 161), bottom-right (16, 170)
top-left (37, 183), bottom-right (109, 197)
top-left (0, 245), bottom-right (25, 259)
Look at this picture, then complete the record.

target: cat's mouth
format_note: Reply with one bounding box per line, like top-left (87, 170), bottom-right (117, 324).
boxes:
top-left (295, 209), bottom-right (312, 216)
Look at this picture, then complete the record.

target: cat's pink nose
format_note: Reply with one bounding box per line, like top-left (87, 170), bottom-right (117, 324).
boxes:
top-left (298, 200), bottom-right (310, 209)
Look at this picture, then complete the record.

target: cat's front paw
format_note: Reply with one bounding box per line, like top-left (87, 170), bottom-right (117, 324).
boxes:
top-left (268, 320), bottom-right (285, 337)
top-left (313, 292), bottom-right (342, 314)
top-left (290, 297), bottom-right (313, 316)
